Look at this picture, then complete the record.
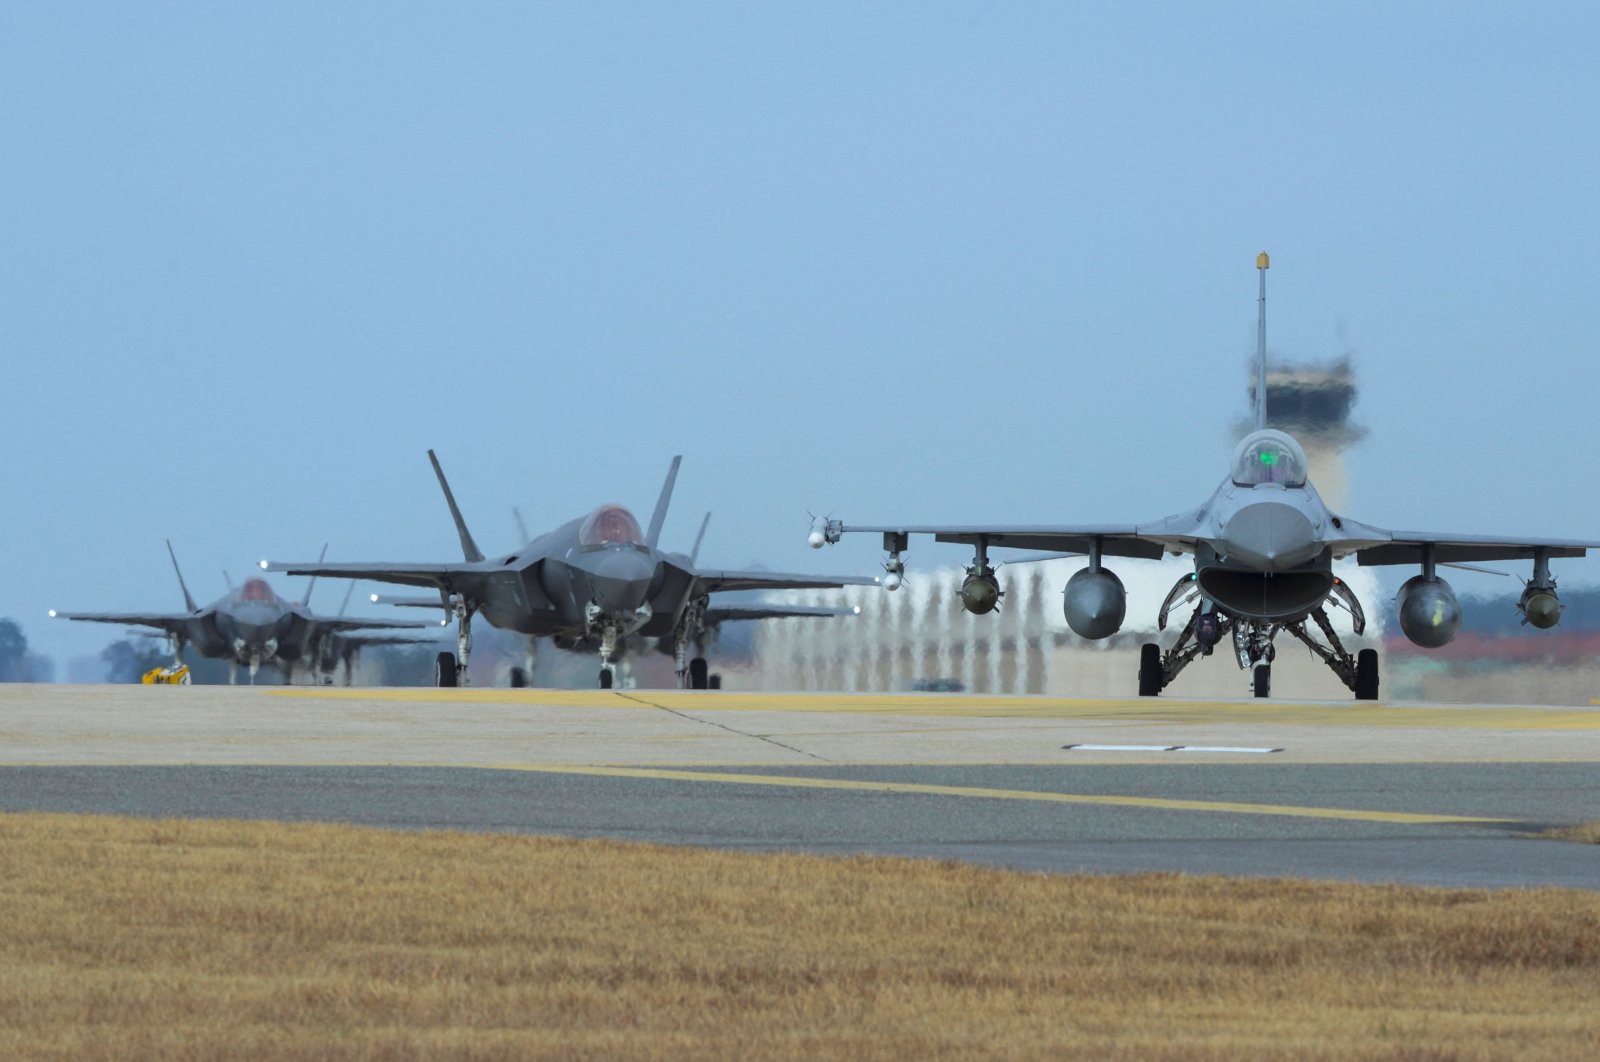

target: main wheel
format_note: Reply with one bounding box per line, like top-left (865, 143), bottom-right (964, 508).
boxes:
top-left (1354, 648), bottom-right (1379, 700)
top-left (689, 657), bottom-right (709, 690)
top-left (1252, 663), bottom-right (1271, 698)
top-left (708, 674), bottom-right (722, 690)
top-left (509, 667), bottom-right (527, 688)
top-left (599, 668), bottom-right (614, 690)
top-left (1137, 643), bottom-right (1163, 697)
top-left (435, 651), bottom-right (458, 688)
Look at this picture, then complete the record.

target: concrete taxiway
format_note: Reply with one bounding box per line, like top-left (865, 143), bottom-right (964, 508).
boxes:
top-left (2, 684), bottom-right (1599, 889)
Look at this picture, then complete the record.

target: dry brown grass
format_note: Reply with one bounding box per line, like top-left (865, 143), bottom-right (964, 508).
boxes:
top-left (1540, 821), bottom-right (1600, 844)
top-left (2, 813), bottom-right (1598, 1060)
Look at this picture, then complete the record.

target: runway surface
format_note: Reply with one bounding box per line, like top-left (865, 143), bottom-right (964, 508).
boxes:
top-left (3, 684), bottom-right (1599, 889)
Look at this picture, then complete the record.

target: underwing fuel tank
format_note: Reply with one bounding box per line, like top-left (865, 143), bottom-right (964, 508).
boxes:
top-left (1396, 574), bottom-right (1461, 648)
top-left (1063, 568), bottom-right (1126, 639)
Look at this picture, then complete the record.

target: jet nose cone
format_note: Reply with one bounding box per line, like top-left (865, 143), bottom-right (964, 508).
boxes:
top-left (589, 550), bottom-right (657, 615)
top-left (1222, 501), bottom-right (1319, 572)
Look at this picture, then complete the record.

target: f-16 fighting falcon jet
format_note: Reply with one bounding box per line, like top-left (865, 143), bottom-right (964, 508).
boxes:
top-left (51, 542), bottom-right (429, 683)
top-left (809, 254), bottom-right (1598, 699)
top-left (264, 452), bottom-right (878, 688)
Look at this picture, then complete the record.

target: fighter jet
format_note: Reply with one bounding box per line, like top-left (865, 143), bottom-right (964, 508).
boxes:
top-left (808, 253), bottom-right (1599, 699)
top-left (51, 541), bottom-right (429, 683)
top-left (369, 510), bottom-right (860, 689)
top-left (263, 452), bottom-right (877, 688)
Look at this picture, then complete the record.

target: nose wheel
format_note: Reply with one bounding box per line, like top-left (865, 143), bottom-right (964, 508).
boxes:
top-left (599, 665), bottom-right (614, 689)
top-left (1252, 663), bottom-right (1271, 698)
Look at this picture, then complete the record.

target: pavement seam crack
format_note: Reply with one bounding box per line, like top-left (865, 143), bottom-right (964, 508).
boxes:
top-left (613, 693), bottom-right (833, 763)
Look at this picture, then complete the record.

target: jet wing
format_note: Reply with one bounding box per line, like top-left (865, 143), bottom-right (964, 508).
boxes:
top-left (313, 616), bottom-right (434, 633)
top-left (692, 569), bottom-right (882, 595)
top-left (1352, 532), bottom-right (1600, 566)
top-left (261, 561), bottom-right (487, 594)
top-left (818, 523), bottom-right (1175, 560)
top-left (49, 611), bottom-right (193, 634)
top-left (705, 604), bottom-right (859, 623)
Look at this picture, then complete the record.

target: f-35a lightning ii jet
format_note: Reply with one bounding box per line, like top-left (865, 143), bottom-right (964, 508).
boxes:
top-left (264, 452), bottom-right (877, 688)
top-left (809, 254), bottom-right (1600, 699)
top-left (51, 542), bottom-right (428, 683)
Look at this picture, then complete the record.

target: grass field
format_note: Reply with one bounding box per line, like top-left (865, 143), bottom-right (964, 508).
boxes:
top-left (3, 812), bottom-right (1598, 1059)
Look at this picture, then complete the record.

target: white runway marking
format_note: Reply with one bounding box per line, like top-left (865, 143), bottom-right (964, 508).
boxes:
top-left (1064, 744), bottom-right (1283, 754)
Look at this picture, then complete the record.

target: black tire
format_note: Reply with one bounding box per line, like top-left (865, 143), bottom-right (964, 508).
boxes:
top-left (435, 652), bottom-right (458, 688)
top-left (1253, 664), bottom-right (1271, 698)
top-left (1354, 648), bottom-right (1379, 700)
top-left (509, 667), bottom-right (527, 688)
top-left (599, 668), bottom-right (614, 690)
top-left (1137, 643), bottom-right (1163, 697)
top-left (689, 657), bottom-right (709, 690)
top-left (708, 674), bottom-right (722, 690)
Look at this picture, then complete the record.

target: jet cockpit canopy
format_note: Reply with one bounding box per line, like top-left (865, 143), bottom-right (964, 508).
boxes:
top-left (579, 505), bottom-right (645, 548)
top-left (1231, 429), bottom-right (1308, 488)
top-left (236, 577), bottom-right (280, 603)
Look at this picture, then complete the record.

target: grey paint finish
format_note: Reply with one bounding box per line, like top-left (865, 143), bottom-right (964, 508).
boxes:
top-left (51, 544), bottom-right (427, 681)
top-left (811, 262), bottom-right (1600, 698)
top-left (265, 453), bottom-right (875, 687)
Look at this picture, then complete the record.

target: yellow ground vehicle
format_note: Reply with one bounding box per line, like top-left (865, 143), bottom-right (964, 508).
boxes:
top-left (140, 664), bottom-right (191, 685)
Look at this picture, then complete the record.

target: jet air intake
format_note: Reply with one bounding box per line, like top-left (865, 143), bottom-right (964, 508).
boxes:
top-left (1396, 574), bottom-right (1461, 648)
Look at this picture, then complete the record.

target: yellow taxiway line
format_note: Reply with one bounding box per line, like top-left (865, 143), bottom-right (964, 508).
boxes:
top-left (269, 688), bottom-right (1600, 731)
top-left (477, 764), bottom-right (1511, 825)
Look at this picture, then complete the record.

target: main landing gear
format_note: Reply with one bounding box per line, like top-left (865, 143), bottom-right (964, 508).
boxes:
top-left (435, 600), bottom-right (476, 687)
top-left (672, 598), bottom-right (723, 690)
top-left (1139, 579), bottom-right (1379, 700)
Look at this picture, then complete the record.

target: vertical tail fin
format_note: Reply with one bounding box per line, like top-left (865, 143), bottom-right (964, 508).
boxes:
top-left (1255, 251), bottom-right (1270, 431)
top-left (645, 455), bottom-right (682, 550)
top-left (689, 511), bottom-right (712, 566)
top-left (300, 544), bottom-right (329, 606)
top-left (513, 507), bottom-right (530, 543)
top-left (428, 449), bottom-right (485, 563)
top-left (337, 580), bottom-right (356, 618)
top-left (166, 539), bottom-right (197, 613)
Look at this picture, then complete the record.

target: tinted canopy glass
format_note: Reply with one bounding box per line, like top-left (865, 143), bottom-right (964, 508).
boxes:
top-left (237, 578), bottom-right (279, 603)
top-left (1231, 429), bottom-right (1308, 487)
top-left (579, 505), bottom-right (645, 547)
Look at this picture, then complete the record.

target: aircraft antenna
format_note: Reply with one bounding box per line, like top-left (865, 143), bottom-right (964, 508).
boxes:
top-left (645, 455), bottom-right (682, 550)
top-left (300, 543), bottom-right (328, 607)
top-left (166, 539), bottom-right (198, 613)
top-left (1255, 251), bottom-right (1270, 431)
top-left (690, 511), bottom-right (712, 566)
top-left (428, 449), bottom-right (486, 563)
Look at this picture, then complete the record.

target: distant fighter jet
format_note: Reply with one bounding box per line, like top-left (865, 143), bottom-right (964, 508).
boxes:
top-left (264, 452), bottom-right (877, 688)
top-left (809, 254), bottom-right (1599, 699)
top-left (51, 541), bottom-right (429, 683)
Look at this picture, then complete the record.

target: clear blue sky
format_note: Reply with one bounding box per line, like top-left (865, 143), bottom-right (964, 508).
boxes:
top-left (5, 3), bottom-right (1599, 674)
